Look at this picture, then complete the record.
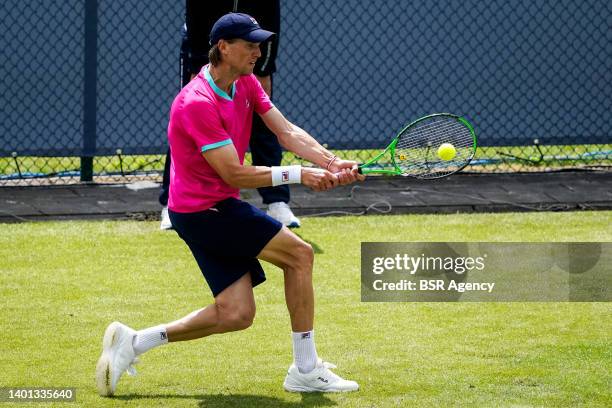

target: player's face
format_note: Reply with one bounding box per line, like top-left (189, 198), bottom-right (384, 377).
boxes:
top-left (224, 39), bottom-right (261, 75)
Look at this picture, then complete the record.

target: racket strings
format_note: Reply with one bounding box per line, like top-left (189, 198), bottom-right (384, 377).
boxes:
top-left (401, 124), bottom-right (471, 161)
top-left (394, 117), bottom-right (474, 178)
top-left (405, 120), bottom-right (467, 141)
top-left (402, 122), bottom-right (472, 148)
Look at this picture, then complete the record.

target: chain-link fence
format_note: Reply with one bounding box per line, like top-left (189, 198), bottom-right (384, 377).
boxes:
top-left (1, 0), bottom-right (610, 186)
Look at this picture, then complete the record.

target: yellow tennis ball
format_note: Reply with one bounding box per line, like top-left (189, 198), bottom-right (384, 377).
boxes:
top-left (437, 143), bottom-right (456, 161)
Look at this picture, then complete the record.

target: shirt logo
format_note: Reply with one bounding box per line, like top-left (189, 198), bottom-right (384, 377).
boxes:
top-left (282, 171), bottom-right (289, 182)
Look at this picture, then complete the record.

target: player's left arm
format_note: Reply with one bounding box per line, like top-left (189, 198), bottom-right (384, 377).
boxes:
top-left (260, 107), bottom-right (365, 182)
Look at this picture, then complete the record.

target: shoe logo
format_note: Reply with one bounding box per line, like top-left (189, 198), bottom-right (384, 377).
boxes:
top-left (160, 332), bottom-right (167, 341)
top-left (317, 377), bottom-right (329, 383)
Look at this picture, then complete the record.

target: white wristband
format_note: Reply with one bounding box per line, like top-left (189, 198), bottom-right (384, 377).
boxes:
top-left (271, 165), bottom-right (302, 186)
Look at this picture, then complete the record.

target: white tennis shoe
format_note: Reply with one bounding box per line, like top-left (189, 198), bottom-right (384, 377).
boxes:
top-left (160, 206), bottom-right (173, 230)
top-left (95, 322), bottom-right (139, 396)
top-left (283, 359), bottom-right (359, 392)
top-left (267, 202), bottom-right (300, 228)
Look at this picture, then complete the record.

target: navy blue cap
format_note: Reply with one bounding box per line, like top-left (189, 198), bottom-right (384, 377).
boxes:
top-left (209, 13), bottom-right (275, 45)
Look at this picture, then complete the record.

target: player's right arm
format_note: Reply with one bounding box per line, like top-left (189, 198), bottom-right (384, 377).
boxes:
top-left (202, 143), bottom-right (338, 192)
top-left (185, 97), bottom-right (338, 192)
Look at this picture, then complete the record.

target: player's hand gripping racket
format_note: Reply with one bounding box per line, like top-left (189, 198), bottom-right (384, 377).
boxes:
top-left (358, 113), bottom-right (477, 179)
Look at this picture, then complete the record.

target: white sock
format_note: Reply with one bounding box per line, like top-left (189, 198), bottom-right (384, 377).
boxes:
top-left (132, 324), bottom-right (168, 356)
top-left (292, 330), bottom-right (318, 374)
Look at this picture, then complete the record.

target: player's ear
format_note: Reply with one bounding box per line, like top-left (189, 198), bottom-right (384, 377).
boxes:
top-left (218, 39), bottom-right (232, 56)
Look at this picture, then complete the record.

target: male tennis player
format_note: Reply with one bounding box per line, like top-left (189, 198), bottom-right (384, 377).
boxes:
top-left (96, 13), bottom-right (364, 396)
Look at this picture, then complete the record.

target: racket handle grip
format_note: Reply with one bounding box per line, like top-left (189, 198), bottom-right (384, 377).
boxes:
top-left (332, 166), bottom-right (363, 177)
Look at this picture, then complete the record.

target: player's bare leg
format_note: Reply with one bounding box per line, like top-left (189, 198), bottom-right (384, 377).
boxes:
top-left (258, 227), bottom-right (314, 332)
top-left (165, 272), bottom-right (256, 341)
top-left (96, 273), bottom-right (256, 396)
top-left (258, 227), bottom-right (358, 392)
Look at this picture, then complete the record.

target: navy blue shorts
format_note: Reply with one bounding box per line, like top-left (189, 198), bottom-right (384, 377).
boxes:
top-left (169, 198), bottom-right (283, 297)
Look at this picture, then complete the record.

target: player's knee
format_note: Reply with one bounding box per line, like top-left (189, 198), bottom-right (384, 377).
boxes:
top-left (231, 308), bottom-right (255, 330)
top-left (288, 241), bottom-right (314, 272)
top-left (294, 242), bottom-right (314, 270)
top-left (217, 304), bottom-right (255, 331)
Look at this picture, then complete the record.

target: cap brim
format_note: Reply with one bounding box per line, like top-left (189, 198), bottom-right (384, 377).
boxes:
top-left (242, 28), bottom-right (275, 43)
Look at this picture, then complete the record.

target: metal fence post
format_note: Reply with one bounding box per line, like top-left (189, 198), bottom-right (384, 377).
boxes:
top-left (81, 0), bottom-right (98, 182)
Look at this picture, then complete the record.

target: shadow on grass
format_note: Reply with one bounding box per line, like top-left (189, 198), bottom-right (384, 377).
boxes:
top-left (114, 392), bottom-right (336, 407)
top-left (197, 393), bottom-right (336, 407)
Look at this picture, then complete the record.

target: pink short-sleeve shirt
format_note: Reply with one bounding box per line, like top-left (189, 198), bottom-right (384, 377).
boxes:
top-left (167, 65), bottom-right (274, 213)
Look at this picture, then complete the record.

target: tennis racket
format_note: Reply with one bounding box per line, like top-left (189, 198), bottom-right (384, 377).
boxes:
top-left (358, 113), bottom-right (477, 179)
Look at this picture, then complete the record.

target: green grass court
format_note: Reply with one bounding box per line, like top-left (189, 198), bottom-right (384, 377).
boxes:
top-left (1, 212), bottom-right (611, 407)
